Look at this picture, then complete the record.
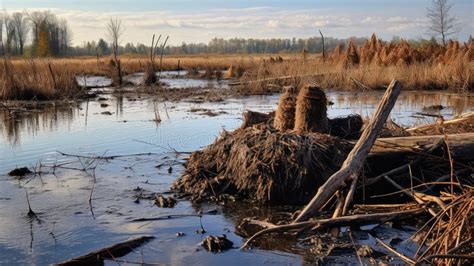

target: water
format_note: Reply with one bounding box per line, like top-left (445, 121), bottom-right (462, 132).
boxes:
top-left (0, 89), bottom-right (473, 265)
top-left (76, 71), bottom-right (229, 89)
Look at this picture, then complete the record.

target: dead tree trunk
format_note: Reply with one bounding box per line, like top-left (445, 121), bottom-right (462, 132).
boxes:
top-left (293, 79), bottom-right (401, 223)
top-left (319, 29), bottom-right (325, 62)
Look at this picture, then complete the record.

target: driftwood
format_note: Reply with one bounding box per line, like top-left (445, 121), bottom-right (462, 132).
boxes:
top-left (54, 236), bottom-right (155, 266)
top-left (407, 112), bottom-right (474, 134)
top-left (370, 133), bottom-right (474, 161)
top-left (293, 79), bottom-right (401, 223)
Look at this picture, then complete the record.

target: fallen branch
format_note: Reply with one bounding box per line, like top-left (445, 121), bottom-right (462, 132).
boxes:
top-left (241, 207), bottom-right (424, 249)
top-left (293, 79), bottom-right (401, 223)
top-left (373, 235), bottom-right (416, 264)
top-left (54, 235), bottom-right (155, 266)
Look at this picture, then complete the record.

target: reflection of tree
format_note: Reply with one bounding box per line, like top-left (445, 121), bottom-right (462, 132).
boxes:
top-left (0, 104), bottom-right (76, 145)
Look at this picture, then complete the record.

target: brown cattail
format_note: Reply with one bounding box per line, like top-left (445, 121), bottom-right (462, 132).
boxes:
top-left (294, 85), bottom-right (328, 133)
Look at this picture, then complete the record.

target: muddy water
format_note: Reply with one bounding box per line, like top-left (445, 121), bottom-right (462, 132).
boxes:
top-left (0, 89), bottom-right (473, 265)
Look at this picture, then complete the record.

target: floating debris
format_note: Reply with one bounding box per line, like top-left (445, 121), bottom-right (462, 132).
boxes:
top-left (8, 167), bottom-right (33, 177)
top-left (155, 195), bottom-right (177, 208)
top-left (200, 235), bottom-right (233, 252)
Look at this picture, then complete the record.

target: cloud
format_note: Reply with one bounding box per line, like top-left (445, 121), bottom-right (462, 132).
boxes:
top-left (8, 5), bottom-right (471, 45)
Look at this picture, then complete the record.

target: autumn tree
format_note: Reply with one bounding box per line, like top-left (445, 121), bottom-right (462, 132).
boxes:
top-left (36, 22), bottom-right (50, 57)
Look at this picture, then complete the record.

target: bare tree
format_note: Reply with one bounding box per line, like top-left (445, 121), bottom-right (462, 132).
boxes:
top-left (0, 12), bottom-right (4, 55)
top-left (58, 18), bottom-right (72, 55)
top-left (28, 10), bottom-right (51, 50)
top-left (12, 12), bottom-right (29, 55)
top-left (107, 18), bottom-right (124, 63)
top-left (3, 13), bottom-right (16, 55)
top-left (427, 0), bottom-right (459, 45)
top-left (107, 18), bottom-right (125, 85)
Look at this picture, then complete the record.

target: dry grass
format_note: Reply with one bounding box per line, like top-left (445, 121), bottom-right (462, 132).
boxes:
top-left (1, 34), bottom-right (472, 100)
top-left (1, 59), bottom-right (83, 100)
top-left (239, 34), bottom-right (473, 93)
top-left (0, 54), bottom-right (274, 100)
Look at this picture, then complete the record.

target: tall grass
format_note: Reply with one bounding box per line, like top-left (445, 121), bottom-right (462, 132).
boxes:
top-left (239, 34), bottom-right (473, 93)
top-left (1, 34), bottom-right (472, 100)
top-left (1, 59), bottom-right (83, 100)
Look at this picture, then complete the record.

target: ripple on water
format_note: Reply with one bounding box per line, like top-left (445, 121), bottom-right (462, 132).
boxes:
top-left (0, 90), bottom-right (473, 264)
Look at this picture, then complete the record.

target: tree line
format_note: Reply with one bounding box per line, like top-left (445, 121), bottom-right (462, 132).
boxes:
top-left (0, 0), bottom-right (461, 58)
top-left (0, 10), bottom-right (71, 57)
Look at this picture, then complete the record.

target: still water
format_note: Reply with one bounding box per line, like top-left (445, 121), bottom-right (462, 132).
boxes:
top-left (0, 87), bottom-right (473, 265)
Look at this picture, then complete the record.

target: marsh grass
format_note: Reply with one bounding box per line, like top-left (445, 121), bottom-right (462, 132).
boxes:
top-left (239, 35), bottom-right (473, 94)
top-left (1, 35), bottom-right (472, 100)
top-left (1, 59), bottom-right (83, 100)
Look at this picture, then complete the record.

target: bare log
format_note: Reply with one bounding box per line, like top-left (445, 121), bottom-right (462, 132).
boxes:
top-left (370, 133), bottom-right (474, 161)
top-left (54, 235), bottom-right (155, 266)
top-left (293, 79), bottom-right (401, 223)
top-left (407, 112), bottom-right (474, 133)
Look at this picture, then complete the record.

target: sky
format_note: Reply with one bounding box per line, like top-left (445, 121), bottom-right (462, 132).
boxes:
top-left (1, 0), bottom-right (473, 46)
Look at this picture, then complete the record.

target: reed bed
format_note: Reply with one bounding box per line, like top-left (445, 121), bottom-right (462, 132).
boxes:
top-left (1, 34), bottom-right (472, 100)
top-left (239, 34), bottom-right (473, 93)
top-left (1, 59), bottom-right (83, 100)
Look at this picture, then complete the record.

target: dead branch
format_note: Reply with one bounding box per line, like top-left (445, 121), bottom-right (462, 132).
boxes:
top-left (54, 235), bottom-right (155, 266)
top-left (294, 79), bottom-right (401, 223)
top-left (241, 207), bottom-right (424, 249)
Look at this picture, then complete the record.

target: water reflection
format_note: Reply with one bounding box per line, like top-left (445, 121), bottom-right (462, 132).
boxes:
top-left (0, 104), bottom-right (77, 145)
top-left (1, 91), bottom-right (473, 147)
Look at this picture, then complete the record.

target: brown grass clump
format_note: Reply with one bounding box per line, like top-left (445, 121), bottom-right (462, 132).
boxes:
top-left (294, 85), bottom-right (329, 133)
top-left (343, 40), bottom-right (360, 67)
top-left (143, 63), bottom-right (157, 85)
top-left (108, 58), bottom-right (123, 86)
top-left (173, 124), bottom-right (351, 205)
top-left (273, 86), bottom-right (297, 131)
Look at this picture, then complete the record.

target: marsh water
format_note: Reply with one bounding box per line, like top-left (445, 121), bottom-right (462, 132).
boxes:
top-left (1, 78), bottom-right (473, 265)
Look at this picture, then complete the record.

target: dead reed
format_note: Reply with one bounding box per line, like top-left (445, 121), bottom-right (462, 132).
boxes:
top-left (1, 59), bottom-right (83, 100)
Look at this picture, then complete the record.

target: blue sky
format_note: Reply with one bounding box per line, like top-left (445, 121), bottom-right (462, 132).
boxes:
top-left (2, 0), bottom-right (472, 45)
